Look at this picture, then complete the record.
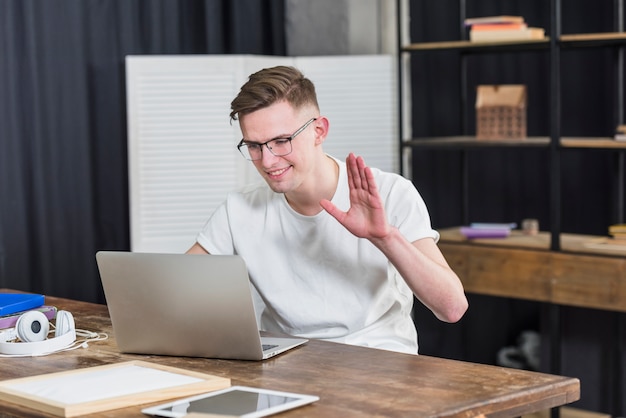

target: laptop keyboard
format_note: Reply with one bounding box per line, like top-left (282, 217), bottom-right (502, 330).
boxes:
top-left (263, 344), bottom-right (279, 351)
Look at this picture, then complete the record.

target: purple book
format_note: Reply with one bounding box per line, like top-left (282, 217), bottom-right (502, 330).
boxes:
top-left (460, 226), bottom-right (511, 239)
top-left (0, 306), bottom-right (57, 330)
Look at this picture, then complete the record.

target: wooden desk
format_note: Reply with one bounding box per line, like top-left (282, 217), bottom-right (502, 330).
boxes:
top-left (0, 294), bottom-right (579, 417)
top-left (439, 228), bottom-right (626, 312)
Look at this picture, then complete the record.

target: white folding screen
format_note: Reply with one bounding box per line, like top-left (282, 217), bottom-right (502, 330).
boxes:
top-left (293, 56), bottom-right (398, 173)
top-left (126, 54), bottom-right (397, 253)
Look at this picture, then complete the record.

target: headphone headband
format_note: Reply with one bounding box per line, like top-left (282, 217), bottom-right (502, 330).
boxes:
top-left (0, 328), bottom-right (76, 356)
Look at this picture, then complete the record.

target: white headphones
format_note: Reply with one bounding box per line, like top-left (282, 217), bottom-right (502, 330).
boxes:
top-left (0, 310), bottom-right (77, 356)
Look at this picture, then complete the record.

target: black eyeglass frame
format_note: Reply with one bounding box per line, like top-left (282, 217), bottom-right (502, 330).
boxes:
top-left (237, 118), bottom-right (317, 161)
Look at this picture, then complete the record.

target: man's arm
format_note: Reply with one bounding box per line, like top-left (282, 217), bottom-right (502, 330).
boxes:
top-left (186, 242), bottom-right (209, 254)
top-left (374, 229), bottom-right (467, 323)
top-left (320, 153), bottom-right (468, 323)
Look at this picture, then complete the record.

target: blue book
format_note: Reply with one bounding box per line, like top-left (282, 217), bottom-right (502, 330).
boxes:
top-left (0, 293), bottom-right (45, 316)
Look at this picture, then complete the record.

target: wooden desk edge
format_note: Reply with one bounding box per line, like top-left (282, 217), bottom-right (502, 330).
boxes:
top-left (486, 380), bottom-right (580, 418)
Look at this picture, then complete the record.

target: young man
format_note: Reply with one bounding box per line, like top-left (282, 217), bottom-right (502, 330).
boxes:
top-left (187, 66), bottom-right (467, 354)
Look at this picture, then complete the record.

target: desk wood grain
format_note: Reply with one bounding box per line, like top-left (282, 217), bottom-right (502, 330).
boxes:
top-left (0, 294), bottom-right (580, 417)
top-left (439, 228), bottom-right (626, 312)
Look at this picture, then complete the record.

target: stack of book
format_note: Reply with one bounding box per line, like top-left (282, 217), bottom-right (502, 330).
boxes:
top-left (609, 224), bottom-right (626, 241)
top-left (584, 224), bottom-right (626, 252)
top-left (465, 16), bottom-right (545, 42)
top-left (0, 293), bottom-right (56, 331)
top-left (460, 222), bottom-right (516, 239)
top-left (615, 124), bottom-right (626, 141)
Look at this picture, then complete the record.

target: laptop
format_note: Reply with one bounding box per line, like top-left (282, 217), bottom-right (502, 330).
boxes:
top-left (95, 251), bottom-right (308, 360)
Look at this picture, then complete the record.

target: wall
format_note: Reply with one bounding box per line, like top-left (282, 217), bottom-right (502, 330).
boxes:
top-left (285, 0), bottom-right (397, 56)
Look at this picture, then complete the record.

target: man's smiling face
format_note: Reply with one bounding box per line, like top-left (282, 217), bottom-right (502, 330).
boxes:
top-left (239, 100), bottom-right (320, 195)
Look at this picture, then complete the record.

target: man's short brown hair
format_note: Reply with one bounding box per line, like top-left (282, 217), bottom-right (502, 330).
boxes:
top-left (230, 66), bottom-right (319, 121)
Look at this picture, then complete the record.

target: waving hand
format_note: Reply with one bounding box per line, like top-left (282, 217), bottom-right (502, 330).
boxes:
top-left (320, 153), bottom-right (391, 241)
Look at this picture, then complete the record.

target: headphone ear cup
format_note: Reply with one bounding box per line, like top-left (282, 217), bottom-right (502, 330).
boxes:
top-left (0, 310), bottom-right (78, 356)
top-left (15, 311), bottom-right (50, 342)
top-left (55, 310), bottom-right (75, 337)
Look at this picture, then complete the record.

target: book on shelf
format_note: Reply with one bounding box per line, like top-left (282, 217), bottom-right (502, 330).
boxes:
top-left (586, 224), bottom-right (626, 251)
top-left (470, 23), bottom-right (528, 31)
top-left (470, 27), bottom-right (545, 42)
top-left (465, 15), bottom-right (545, 42)
top-left (615, 125), bottom-right (626, 141)
top-left (609, 223), bottom-right (626, 238)
top-left (460, 222), bottom-right (516, 239)
top-left (464, 16), bottom-right (525, 26)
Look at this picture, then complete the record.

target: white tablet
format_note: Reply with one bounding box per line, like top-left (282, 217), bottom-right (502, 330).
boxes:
top-left (141, 386), bottom-right (319, 417)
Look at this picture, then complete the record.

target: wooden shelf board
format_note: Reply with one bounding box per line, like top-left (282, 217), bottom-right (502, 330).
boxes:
top-left (403, 33), bottom-right (626, 51)
top-left (401, 137), bottom-right (626, 150)
top-left (561, 32), bottom-right (626, 41)
top-left (438, 228), bottom-right (626, 312)
top-left (403, 136), bottom-right (550, 148)
top-left (403, 38), bottom-right (550, 52)
top-left (560, 32), bottom-right (626, 47)
top-left (560, 137), bottom-right (626, 149)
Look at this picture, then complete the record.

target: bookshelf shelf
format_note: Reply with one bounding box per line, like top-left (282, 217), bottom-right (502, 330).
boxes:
top-left (397, 5), bottom-right (626, 415)
top-left (399, 2), bottom-right (626, 249)
top-left (402, 38), bottom-right (550, 52)
top-left (559, 32), bottom-right (626, 47)
top-left (439, 227), bottom-right (626, 258)
top-left (403, 137), bottom-right (626, 150)
top-left (560, 137), bottom-right (626, 149)
top-left (402, 32), bottom-right (626, 52)
top-left (403, 136), bottom-right (550, 149)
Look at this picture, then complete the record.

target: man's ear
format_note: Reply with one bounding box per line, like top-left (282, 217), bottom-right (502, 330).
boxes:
top-left (314, 116), bottom-right (330, 145)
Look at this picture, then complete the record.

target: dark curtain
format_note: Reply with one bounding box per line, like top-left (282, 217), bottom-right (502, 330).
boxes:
top-left (0, 0), bottom-right (285, 303)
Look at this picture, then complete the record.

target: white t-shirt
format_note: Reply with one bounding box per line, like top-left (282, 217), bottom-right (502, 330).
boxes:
top-left (196, 156), bottom-right (438, 354)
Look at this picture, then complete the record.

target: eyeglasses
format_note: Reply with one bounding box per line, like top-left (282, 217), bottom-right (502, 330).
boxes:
top-left (237, 118), bottom-right (317, 161)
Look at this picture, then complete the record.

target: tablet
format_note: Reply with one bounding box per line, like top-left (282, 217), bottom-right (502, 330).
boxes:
top-left (141, 386), bottom-right (319, 417)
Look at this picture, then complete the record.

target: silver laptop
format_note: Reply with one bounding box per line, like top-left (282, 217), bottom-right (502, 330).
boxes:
top-left (95, 251), bottom-right (308, 360)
